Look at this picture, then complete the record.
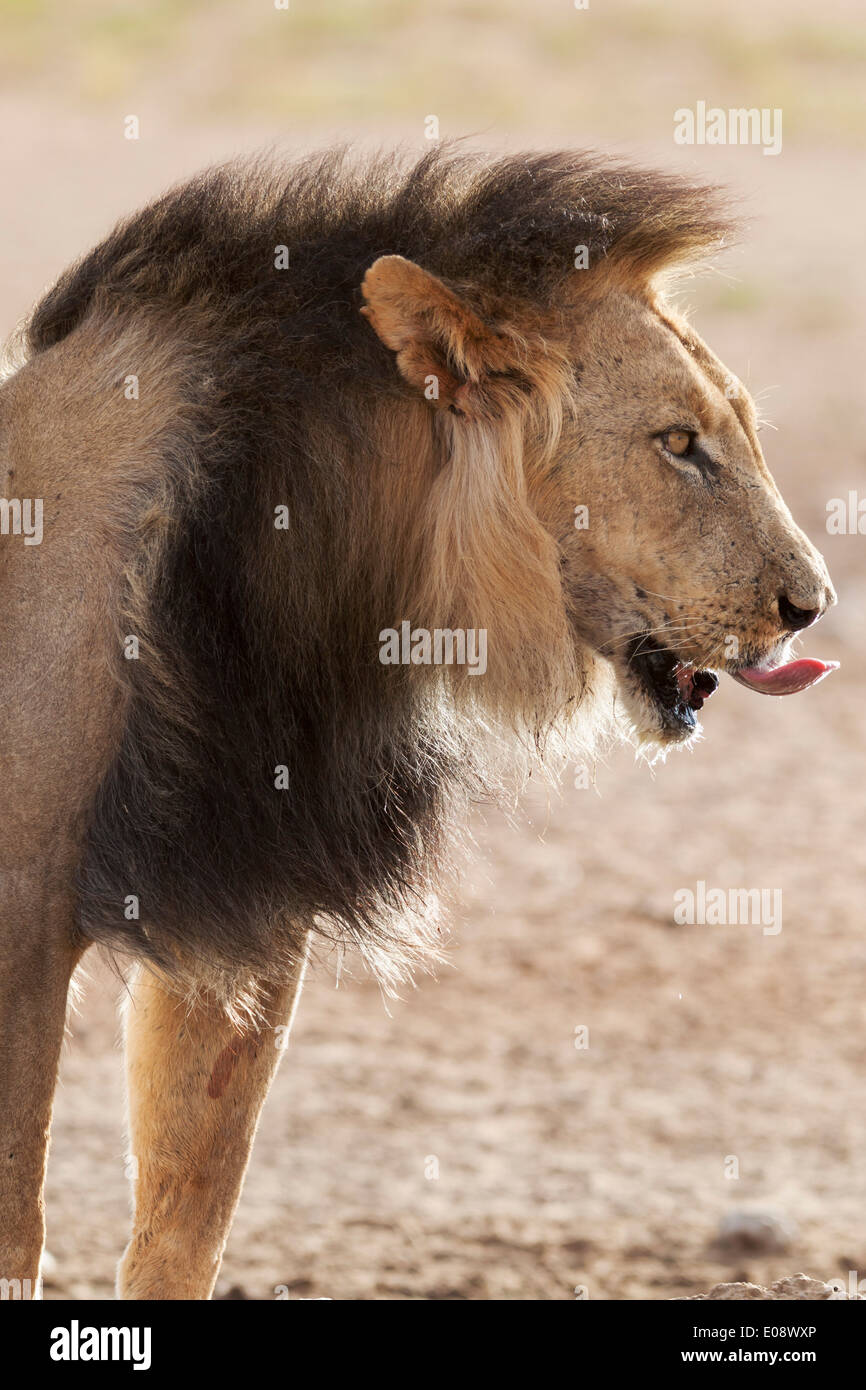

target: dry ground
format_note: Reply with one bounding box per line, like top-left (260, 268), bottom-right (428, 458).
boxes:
top-left (0, 0), bottom-right (864, 1300)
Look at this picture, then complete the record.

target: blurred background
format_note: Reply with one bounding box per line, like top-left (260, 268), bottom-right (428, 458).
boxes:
top-left (2, 0), bottom-right (864, 1298)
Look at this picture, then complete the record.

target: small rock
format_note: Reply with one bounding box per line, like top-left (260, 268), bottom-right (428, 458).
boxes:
top-left (682, 1272), bottom-right (862, 1301)
top-left (713, 1208), bottom-right (798, 1256)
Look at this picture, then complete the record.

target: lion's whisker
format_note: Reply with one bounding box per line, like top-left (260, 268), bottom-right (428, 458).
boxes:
top-left (600, 621), bottom-right (714, 655)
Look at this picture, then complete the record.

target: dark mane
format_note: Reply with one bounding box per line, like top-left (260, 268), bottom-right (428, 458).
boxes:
top-left (24, 148), bottom-right (732, 1001)
top-left (27, 145), bottom-right (731, 359)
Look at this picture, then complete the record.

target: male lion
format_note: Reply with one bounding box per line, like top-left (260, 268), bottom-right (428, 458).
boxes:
top-left (0, 147), bottom-right (835, 1300)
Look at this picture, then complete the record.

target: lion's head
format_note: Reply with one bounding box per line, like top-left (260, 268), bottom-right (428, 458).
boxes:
top-left (361, 163), bottom-right (835, 754)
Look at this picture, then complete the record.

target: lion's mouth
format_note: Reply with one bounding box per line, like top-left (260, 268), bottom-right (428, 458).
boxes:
top-left (625, 636), bottom-right (839, 738)
top-left (626, 637), bottom-right (719, 733)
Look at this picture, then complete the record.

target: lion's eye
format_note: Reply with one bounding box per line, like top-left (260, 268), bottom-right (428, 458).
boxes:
top-left (660, 428), bottom-right (696, 458)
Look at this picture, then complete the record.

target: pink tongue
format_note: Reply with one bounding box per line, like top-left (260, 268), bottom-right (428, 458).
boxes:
top-left (733, 657), bottom-right (839, 696)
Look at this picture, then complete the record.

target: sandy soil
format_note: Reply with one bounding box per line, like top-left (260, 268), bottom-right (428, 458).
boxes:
top-left (1, 1), bottom-right (864, 1301)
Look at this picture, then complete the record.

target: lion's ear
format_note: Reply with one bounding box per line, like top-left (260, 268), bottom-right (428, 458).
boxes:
top-left (360, 254), bottom-right (516, 416)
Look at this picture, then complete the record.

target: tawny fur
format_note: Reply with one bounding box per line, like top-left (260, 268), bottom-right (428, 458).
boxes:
top-left (0, 146), bottom-right (833, 1300)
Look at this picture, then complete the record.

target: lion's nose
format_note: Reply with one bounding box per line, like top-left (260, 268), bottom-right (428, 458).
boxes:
top-left (777, 593), bottom-right (823, 632)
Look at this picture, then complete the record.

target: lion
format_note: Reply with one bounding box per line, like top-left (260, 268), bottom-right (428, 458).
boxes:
top-left (0, 146), bottom-right (835, 1300)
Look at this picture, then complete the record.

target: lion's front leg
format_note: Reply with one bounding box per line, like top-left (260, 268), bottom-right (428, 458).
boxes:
top-left (0, 882), bottom-right (82, 1301)
top-left (117, 945), bottom-right (308, 1301)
